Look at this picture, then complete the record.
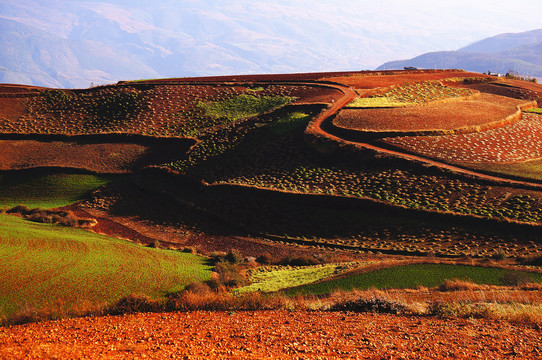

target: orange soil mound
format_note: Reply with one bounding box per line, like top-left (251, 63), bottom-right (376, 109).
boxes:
top-left (1, 311), bottom-right (540, 359)
top-left (333, 93), bottom-right (525, 132)
top-left (321, 71), bottom-right (490, 89)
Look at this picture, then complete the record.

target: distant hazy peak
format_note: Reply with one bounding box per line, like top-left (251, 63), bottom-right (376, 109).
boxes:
top-left (459, 29), bottom-right (542, 53)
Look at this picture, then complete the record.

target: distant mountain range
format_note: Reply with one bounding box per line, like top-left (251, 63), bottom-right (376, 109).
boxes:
top-left (377, 29), bottom-right (542, 78)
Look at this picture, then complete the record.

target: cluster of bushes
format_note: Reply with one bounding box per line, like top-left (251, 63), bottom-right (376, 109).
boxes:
top-left (327, 297), bottom-right (408, 314)
top-left (3, 205), bottom-right (96, 227)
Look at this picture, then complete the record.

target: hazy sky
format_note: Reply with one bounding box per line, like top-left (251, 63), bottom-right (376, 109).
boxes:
top-left (1, 0), bottom-right (541, 86)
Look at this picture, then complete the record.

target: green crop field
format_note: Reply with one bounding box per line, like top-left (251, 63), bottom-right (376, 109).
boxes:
top-left (0, 171), bottom-right (117, 209)
top-left (0, 214), bottom-right (212, 318)
top-left (197, 93), bottom-right (295, 122)
top-left (285, 263), bottom-right (542, 296)
top-left (346, 97), bottom-right (412, 108)
top-left (236, 262), bottom-right (370, 294)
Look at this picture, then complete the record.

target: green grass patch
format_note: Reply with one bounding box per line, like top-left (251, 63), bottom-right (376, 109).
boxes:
top-left (197, 94), bottom-right (295, 121)
top-left (236, 262), bottom-right (366, 294)
top-left (285, 263), bottom-right (542, 296)
top-left (525, 108), bottom-right (542, 114)
top-left (0, 214), bottom-right (212, 318)
top-left (346, 97), bottom-right (412, 108)
top-left (0, 170), bottom-right (116, 209)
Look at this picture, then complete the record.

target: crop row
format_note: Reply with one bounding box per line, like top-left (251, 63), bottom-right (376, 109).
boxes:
top-left (383, 113), bottom-right (542, 163)
top-left (219, 166), bottom-right (542, 223)
top-left (347, 81), bottom-right (474, 108)
top-left (383, 81), bottom-right (474, 103)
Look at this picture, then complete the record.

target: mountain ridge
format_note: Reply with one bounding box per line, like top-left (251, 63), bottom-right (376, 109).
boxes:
top-left (378, 29), bottom-right (542, 77)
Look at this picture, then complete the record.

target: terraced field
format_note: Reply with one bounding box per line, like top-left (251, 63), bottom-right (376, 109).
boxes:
top-left (0, 83), bottom-right (328, 137)
top-left (2, 70), bottom-right (542, 347)
top-left (383, 112), bottom-right (542, 163)
top-left (336, 93), bottom-right (525, 133)
top-left (1, 70), bottom-right (542, 273)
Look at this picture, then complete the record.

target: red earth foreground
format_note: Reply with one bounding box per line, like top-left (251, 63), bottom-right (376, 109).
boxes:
top-left (1, 311), bottom-right (540, 359)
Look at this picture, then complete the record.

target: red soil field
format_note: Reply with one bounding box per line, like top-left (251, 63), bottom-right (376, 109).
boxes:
top-left (333, 93), bottom-right (526, 132)
top-left (321, 70), bottom-right (490, 89)
top-left (0, 98), bottom-right (26, 121)
top-left (499, 78), bottom-right (542, 94)
top-left (1, 311), bottom-right (540, 359)
top-left (0, 138), bottom-right (193, 173)
top-left (466, 80), bottom-right (542, 103)
top-left (0, 83), bottom-right (340, 137)
top-left (382, 113), bottom-right (542, 163)
top-left (0, 140), bottom-right (148, 173)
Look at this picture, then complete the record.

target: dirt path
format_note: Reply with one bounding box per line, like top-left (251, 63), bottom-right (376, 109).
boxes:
top-left (1, 311), bottom-right (540, 359)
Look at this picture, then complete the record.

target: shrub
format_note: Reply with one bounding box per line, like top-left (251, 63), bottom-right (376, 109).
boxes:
top-left (225, 249), bottom-right (243, 263)
top-left (42, 89), bottom-right (71, 108)
top-left (182, 246), bottom-right (198, 254)
top-left (328, 297), bottom-right (408, 314)
top-left (212, 262), bottom-right (247, 288)
top-left (256, 253), bottom-right (275, 265)
top-left (5, 206), bottom-right (96, 228)
top-left (89, 91), bottom-right (144, 120)
top-left (500, 271), bottom-right (534, 286)
top-left (6, 205), bottom-right (32, 215)
top-left (438, 279), bottom-right (485, 291)
top-left (148, 240), bottom-right (162, 249)
top-left (491, 250), bottom-right (507, 260)
top-left (427, 301), bottom-right (494, 319)
top-left (522, 255), bottom-right (542, 267)
top-left (107, 293), bottom-right (161, 315)
top-left (165, 283), bottom-right (290, 312)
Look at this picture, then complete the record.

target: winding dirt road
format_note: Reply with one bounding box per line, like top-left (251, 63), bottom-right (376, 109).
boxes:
top-left (308, 82), bottom-right (542, 190)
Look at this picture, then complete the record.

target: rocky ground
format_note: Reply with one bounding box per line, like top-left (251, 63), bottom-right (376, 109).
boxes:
top-left (1, 311), bottom-right (541, 359)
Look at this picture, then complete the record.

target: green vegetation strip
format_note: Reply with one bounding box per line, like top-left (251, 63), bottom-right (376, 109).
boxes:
top-left (237, 262), bottom-right (369, 294)
top-left (0, 215), bottom-right (212, 317)
top-left (285, 263), bottom-right (542, 296)
top-left (197, 94), bottom-right (295, 121)
top-left (525, 108), bottom-right (542, 114)
top-left (0, 171), bottom-right (116, 209)
top-left (346, 97), bottom-right (412, 108)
